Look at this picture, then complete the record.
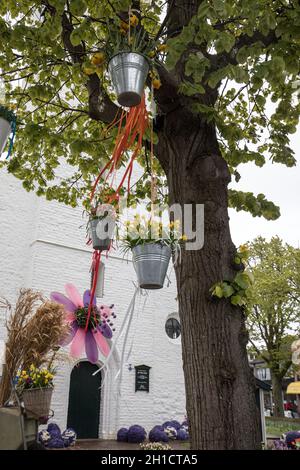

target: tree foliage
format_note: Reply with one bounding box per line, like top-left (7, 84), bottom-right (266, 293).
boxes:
top-left (246, 236), bottom-right (300, 377)
top-left (0, 0), bottom-right (299, 217)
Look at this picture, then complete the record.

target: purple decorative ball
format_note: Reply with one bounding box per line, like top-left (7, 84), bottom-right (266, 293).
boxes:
top-left (62, 428), bottom-right (77, 447)
top-left (47, 436), bottom-right (65, 448)
top-left (285, 431), bottom-right (300, 448)
top-left (170, 420), bottom-right (181, 430)
top-left (177, 429), bottom-right (189, 441)
top-left (117, 428), bottom-right (129, 442)
top-left (149, 427), bottom-right (169, 443)
top-left (127, 425), bottom-right (146, 443)
top-left (162, 421), bottom-right (174, 429)
top-left (38, 429), bottom-right (51, 446)
top-left (164, 426), bottom-right (177, 440)
top-left (47, 422), bottom-right (61, 438)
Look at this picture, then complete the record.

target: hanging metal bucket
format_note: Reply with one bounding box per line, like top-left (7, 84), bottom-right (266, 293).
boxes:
top-left (89, 218), bottom-right (114, 251)
top-left (132, 243), bottom-right (172, 290)
top-left (0, 117), bottom-right (11, 155)
top-left (108, 52), bottom-right (149, 107)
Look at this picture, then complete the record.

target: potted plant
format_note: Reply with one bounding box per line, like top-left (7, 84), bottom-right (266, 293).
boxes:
top-left (0, 104), bottom-right (16, 157)
top-left (105, 14), bottom-right (154, 107)
top-left (89, 203), bottom-right (117, 251)
top-left (122, 215), bottom-right (186, 289)
top-left (82, 14), bottom-right (162, 107)
top-left (86, 186), bottom-right (118, 251)
top-left (16, 365), bottom-right (55, 422)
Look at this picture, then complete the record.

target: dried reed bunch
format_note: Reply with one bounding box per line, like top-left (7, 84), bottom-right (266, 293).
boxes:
top-left (0, 289), bottom-right (69, 406)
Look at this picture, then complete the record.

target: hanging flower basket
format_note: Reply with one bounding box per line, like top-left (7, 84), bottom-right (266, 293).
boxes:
top-left (132, 243), bottom-right (171, 290)
top-left (0, 105), bottom-right (16, 158)
top-left (108, 52), bottom-right (149, 107)
top-left (22, 387), bottom-right (53, 420)
top-left (89, 217), bottom-right (114, 251)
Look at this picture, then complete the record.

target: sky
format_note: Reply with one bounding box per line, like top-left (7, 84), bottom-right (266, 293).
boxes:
top-left (229, 127), bottom-right (300, 248)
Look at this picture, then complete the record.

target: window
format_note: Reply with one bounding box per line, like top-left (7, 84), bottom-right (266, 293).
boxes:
top-left (165, 318), bottom-right (181, 339)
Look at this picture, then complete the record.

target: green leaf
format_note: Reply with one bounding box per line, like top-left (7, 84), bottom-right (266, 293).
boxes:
top-left (231, 295), bottom-right (245, 306)
top-left (222, 283), bottom-right (235, 298)
top-left (234, 272), bottom-right (251, 290)
top-left (213, 285), bottom-right (224, 298)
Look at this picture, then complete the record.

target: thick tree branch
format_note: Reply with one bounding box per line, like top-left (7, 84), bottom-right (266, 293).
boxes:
top-left (61, 11), bottom-right (118, 124)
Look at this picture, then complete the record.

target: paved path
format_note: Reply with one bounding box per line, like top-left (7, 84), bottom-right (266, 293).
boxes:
top-left (64, 440), bottom-right (191, 451)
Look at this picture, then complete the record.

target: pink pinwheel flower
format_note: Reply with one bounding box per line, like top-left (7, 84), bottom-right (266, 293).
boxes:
top-left (50, 284), bottom-right (116, 364)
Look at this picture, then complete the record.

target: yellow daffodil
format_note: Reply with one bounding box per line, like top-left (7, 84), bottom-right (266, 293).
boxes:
top-left (91, 52), bottom-right (105, 66)
top-left (180, 234), bottom-right (188, 241)
top-left (120, 20), bottom-right (129, 31)
top-left (239, 244), bottom-right (248, 253)
top-left (152, 78), bottom-right (162, 89)
top-left (130, 14), bottom-right (139, 27)
top-left (157, 44), bottom-right (167, 52)
top-left (148, 51), bottom-right (156, 59)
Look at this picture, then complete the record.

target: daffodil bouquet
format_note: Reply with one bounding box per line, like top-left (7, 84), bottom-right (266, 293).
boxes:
top-left (121, 215), bottom-right (187, 252)
top-left (16, 364), bottom-right (55, 391)
top-left (82, 14), bottom-right (166, 90)
top-left (105, 14), bottom-right (157, 60)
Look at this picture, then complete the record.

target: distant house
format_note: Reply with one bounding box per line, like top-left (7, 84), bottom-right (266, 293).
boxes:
top-left (249, 358), bottom-right (296, 413)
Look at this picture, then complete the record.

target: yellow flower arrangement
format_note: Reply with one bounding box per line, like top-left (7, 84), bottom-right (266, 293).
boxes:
top-left (122, 215), bottom-right (184, 252)
top-left (16, 364), bottom-right (55, 391)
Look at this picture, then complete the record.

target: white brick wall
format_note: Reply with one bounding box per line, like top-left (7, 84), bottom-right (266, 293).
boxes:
top-left (0, 168), bottom-right (186, 438)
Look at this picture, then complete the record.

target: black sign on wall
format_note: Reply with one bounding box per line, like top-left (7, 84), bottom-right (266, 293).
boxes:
top-left (135, 365), bottom-right (151, 392)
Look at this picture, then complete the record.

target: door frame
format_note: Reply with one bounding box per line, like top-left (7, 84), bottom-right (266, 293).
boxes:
top-left (66, 350), bottom-right (120, 439)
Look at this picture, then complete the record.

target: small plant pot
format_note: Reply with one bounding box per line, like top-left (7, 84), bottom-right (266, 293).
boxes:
top-left (22, 387), bottom-right (53, 420)
top-left (108, 52), bottom-right (149, 107)
top-left (0, 116), bottom-right (12, 155)
top-left (89, 218), bottom-right (114, 251)
top-left (132, 243), bottom-right (171, 290)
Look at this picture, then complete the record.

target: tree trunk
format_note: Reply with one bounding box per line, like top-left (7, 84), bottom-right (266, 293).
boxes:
top-left (156, 108), bottom-right (261, 449)
top-left (271, 373), bottom-right (284, 417)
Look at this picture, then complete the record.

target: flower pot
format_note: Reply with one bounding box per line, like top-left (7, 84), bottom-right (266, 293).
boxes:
top-left (0, 116), bottom-right (12, 155)
top-left (90, 218), bottom-right (114, 251)
top-left (132, 243), bottom-right (171, 289)
top-left (22, 387), bottom-right (53, 420)
top-left (108, 52), bottom-right (149, 107)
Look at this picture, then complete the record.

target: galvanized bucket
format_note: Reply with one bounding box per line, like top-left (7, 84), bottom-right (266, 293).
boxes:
top-left (0, 117), bottom-right (11, 155)
top-left (89, 218), bottom-right (114, 251)
top-left (132, 243), bottom-right (172, 290)
top-left (108, 52), bottom-right (149, 107)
